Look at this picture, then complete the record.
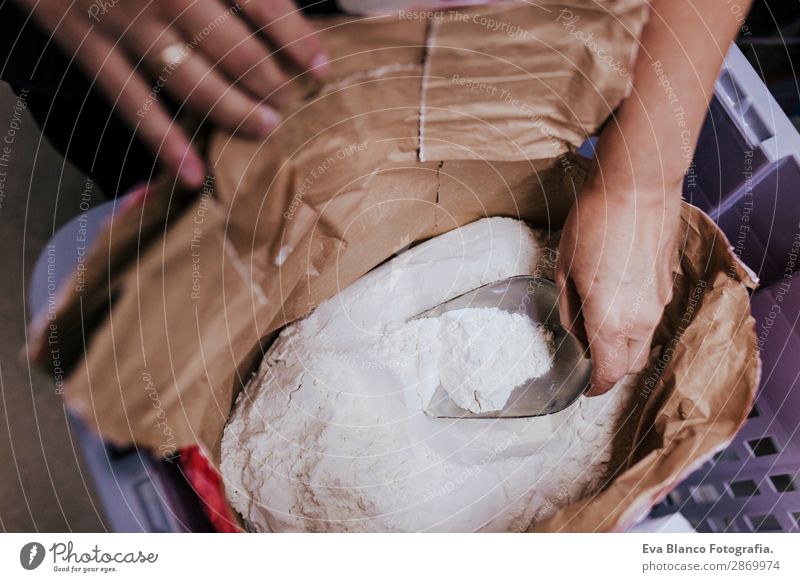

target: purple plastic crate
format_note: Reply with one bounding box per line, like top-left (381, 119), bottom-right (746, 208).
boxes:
top-left (693, 46), bottom-right (800, 287)
top-left (666, 273), bottom-right (800, 532)
top-left (684, 96), bottom-right (773, 214)
top-left (662, 47), bottom-right (800, 532)
top-left (714, 157), bottom-right (800, 287)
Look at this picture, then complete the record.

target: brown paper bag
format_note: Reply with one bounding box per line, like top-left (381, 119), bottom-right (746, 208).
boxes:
top-left (30, 3), bottom-right (759, 532)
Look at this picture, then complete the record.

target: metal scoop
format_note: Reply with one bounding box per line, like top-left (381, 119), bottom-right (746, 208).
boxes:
top-left (413, 276), bottom-right (591, 419)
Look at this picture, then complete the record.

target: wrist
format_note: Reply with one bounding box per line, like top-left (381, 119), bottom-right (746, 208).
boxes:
top-left (583, 166), bottom-right (685, 202)
top-left (581, 160), bottom-right (684, 216)
top-left (585, 123), bottom-right (688, 202)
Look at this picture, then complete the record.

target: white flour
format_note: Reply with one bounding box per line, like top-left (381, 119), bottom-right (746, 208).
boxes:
top-left (400, 307), bottom-right (554, 414)
top-left (221, 217), bottom-right (632, 532)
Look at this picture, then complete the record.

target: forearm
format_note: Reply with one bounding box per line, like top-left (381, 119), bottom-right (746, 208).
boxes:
top-left (590, 0), bottom-right (752, 196)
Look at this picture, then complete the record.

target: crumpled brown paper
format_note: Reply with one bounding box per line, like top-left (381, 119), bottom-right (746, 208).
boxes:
top-left (420, 0), bottom-right (647, 161)
top-left (29, 2), bottom-right (758, 532)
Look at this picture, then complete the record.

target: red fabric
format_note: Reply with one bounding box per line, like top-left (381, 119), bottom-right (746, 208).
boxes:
top-left (179, 446), bottom-right (241, 533)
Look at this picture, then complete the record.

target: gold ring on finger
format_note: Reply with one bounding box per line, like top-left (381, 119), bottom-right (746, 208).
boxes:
top-left (155, 42), bottom-right (189, 72)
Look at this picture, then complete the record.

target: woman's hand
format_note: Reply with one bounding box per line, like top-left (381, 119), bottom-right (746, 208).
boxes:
top-left (18, 0), bottom-right (328, 188)
top-left (555, 0), bottom-right (751, 396)
top-left (556, 178), bottom-right (680, 396)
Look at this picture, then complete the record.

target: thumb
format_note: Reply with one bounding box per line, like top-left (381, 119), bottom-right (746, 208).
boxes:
top-left (556, 274), bottom-right (588, 351)
top-left (585, 328), bottom-right (628, 396)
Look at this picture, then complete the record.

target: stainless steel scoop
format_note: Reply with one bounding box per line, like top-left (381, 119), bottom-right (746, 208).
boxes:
top-left (413, 276), bottom-right (591, 419)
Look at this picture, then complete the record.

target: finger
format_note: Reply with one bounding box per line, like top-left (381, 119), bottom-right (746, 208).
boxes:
top-left (124, 23), bottom-right (281, 138)
top-left (242, 0), bottom-right (329, 77)
top-left (59, 20), bottom-right (205, 188)
top-left (627, 336), bottom-right (650, 374)
top-left (155, 46), bottom-right (281, 136)
top-left (555, 266), bottom-right (573, 330)
top-left (585, 329), bottom-right (628, 396)
top-left (559, 277), bottom-right (588, 350)
top-left (164, 0), bottom-right (292, 104)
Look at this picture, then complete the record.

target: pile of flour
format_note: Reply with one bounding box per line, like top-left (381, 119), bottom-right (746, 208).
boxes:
top-left (396, 307), bottom-right (554, 414)
top-left (221, 217), bottom-right (632, 532)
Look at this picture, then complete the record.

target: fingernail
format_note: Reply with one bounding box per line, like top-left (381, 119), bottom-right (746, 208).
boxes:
top-left (122, 178), bottom-right (166, 210)
top-left (310, 53), bottom-right (330, 78)
top-left (258, 106), bottom-right (282, 135)
top-left (123, 180), bottom-right (151, 207)
top-left (179, 154), bottom-right (206, 189)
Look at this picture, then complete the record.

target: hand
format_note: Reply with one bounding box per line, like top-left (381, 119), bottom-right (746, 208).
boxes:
top-left (556, 179), bottom-right (680, 396)
top-left (19, 0), bottom-right (328, 188)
